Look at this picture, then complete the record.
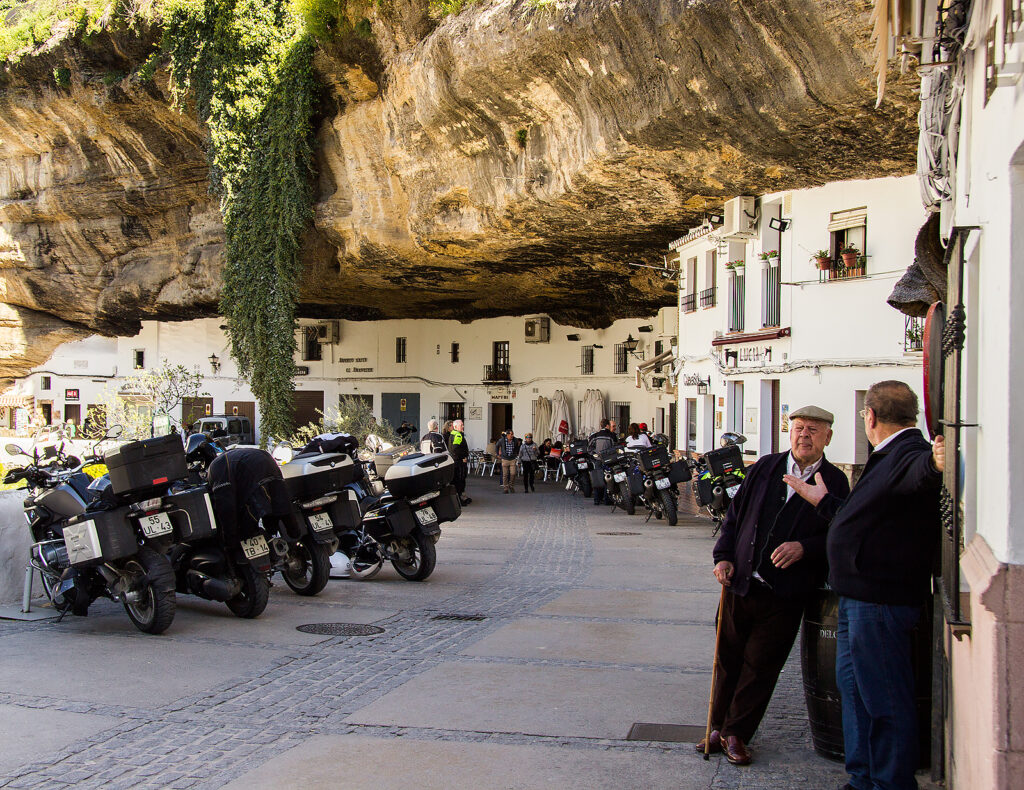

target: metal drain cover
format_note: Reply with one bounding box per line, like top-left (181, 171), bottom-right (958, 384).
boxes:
top-left (296, 623), bottom-right (385, 636)
top-left (627, 723), bottom-right (707, 742)
top-left (431, 614), bottom-right (487, 622)
top-left (596, 531), bottom-right (642, 536)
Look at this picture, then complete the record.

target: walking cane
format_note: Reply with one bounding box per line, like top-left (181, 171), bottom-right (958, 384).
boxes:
top-left (703, 585), bottom-right (726, 760)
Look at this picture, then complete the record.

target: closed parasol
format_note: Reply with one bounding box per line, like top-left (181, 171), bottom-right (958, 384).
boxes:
top-left (533, 395), bottom-right (552, 442)
top-left (550, 390), bottom-right (573, 443)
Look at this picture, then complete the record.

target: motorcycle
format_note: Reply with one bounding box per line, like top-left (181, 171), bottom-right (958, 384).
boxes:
top-left (340, 450), bottom-right (461, 581)
top-left (8, 428), bottom-right (179, 634)
top-left (627, 442), bottom-right (683, 526)
top-left (598, 445), bottom-right (636, 515)
top-left (560, 439), bottom-right (594, 498)
top-left (687, 432), bottom-right (748, 533)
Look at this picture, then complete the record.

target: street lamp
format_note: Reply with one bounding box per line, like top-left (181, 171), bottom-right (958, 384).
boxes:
top-left (208, 353), bottom-right (221, 375)
top-left (623, 334), bottom-right (643, 359)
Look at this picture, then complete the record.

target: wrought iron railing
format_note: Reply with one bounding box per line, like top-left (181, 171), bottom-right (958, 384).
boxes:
top-left (699, 287), bottom-right (717, 308)
top-left (681, 292), bottom-right (697, 313)
top-left (483, 364), bottom-right (511, 382)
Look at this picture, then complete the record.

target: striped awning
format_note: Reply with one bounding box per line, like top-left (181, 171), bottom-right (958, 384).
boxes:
top-left (0, 394), bottom-right (32, 408)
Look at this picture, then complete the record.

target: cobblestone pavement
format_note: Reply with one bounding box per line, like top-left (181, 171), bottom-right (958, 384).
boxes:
top-left (0, 476), bottom-right (853, 789)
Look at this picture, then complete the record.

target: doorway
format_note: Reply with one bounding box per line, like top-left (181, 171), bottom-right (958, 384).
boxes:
top-left (685, 398), bottom-right (698, 452)
top-left (490, 402), bottom-right (512, 442)
top-left (381, 392), bottom-right (420, 436)
top-left (224, 400), bottom-right (256, 425)
top-left (64, 404), bottom-right (81, 426)
top-left (182, 397), bottom-right (213, 428)
top-left (291, 390), bottom-right (325, 433)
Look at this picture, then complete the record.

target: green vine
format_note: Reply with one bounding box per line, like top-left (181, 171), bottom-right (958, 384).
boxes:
top-left (164, 0), bottom-right (316, 441)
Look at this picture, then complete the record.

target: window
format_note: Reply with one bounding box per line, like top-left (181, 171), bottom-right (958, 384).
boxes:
top-left (611, 401), bottom-right (631, 431)
top-left (654, 340), bottom-right (664, 372)
top-left (728, 272), bottom-right (745, 332)
top-left (40, 375), bottom-right (51, 391)
top-left (700, 250), bottom-right (717, 308)
top-left (341, 393), bottom-right (373, 411)
top-left (450, 342), bottom-right (459, 363)
top-left (581, 345), bottom-right (595, 375)
top-left (441, 402), bottom-right (465, 422)
top-left (904, 315), bottom-right (924, 352)
top-left (682, 256), bottom-right (698, 312)
top-left (728, 380), bottom-right (744, 433)
top-left (396, 337), bottom-right (407, 363)
top-left (493, 340), bottom-right (509, 368)
top-left (762, 259), bottom-right (781, 327)
top-left (133, 349), bottom-right (145, 370)
top-left (826, 207), bottom-right (867, 280)
top-left (302, 327), bottom-right (322, 361)
top-left (613, 343), bottom-right (629, 375)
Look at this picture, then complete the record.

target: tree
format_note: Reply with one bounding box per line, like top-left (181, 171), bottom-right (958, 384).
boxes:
top-left (86, 362), bottom-right (207, 440)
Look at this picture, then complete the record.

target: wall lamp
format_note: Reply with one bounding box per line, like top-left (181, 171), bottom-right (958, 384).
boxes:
top-left (637, 325), bottom-right (654, 333)
top-left (208, 353), bottom-right (221, 374)
top-left (697, 377), bottom-right (711, 395)
top-left (566, 334), bottom-right (581, 342)
top-left (768, 217), bottom-right (791, 232)
top-left (707, 211), bottom-right (724, 226)
top-left (623, 334), bottom-right (644, 359)
top-left (592, 344), bottom-right (604, 349)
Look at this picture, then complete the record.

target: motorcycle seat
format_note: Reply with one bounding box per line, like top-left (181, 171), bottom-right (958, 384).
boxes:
top-left (357, 492), bottom-right (393, 513)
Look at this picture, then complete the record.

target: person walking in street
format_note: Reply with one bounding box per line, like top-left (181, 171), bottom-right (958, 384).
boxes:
top-left (420, 419), bottom-right (447, 454)
top-left (786, 382), bottom-right (944, 790)
top-left (588, 418), bottom-right (617, 505)
top-left (700, 405), bottom-right (850, 766)
top-left (519, 432), bottom-right (540, 492)
top-left (447, 419), bottom-right (472, 505)
top-left (497, 429), bottom-right (520, 493)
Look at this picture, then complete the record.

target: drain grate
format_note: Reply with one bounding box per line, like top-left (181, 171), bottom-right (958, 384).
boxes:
top-left (431, 614), bottom-right (488, 622)
top-left (596, 531), bottom-right (642, 536)
top-left (627, 723), bottom-right (707, 743)
top-left (296, 623), bottom-right (385, 636)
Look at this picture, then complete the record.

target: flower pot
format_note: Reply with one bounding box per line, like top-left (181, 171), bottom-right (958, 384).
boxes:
top-left (841, 252), bottom-right (858, 269)
top-left (816, 257), bottom-right (831, 271)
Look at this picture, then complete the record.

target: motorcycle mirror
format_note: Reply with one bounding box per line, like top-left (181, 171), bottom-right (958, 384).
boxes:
top-left (106, 425), bottom-right (124, 440)
top-left (4, 443), bottom-right (26, 457)
top-left (271, 442), bottom-right (294, 465)
top-left (720, 432), bottom-right (747, 447)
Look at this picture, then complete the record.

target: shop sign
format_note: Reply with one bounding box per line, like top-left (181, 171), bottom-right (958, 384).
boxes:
top-left (65, 388), bottom-right (80, 401)
top-left (296, 366), bottom-right (310, 376)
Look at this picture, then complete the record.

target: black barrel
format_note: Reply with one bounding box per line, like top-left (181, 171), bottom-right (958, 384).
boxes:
top-left (800, 588), bottom-right (932, 768)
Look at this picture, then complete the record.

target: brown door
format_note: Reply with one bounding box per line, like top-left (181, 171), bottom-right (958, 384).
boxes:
top-left (291, 390), bottom-right (325, 433)
top-left (182, 397), bottom-right (214, 429)
top-left (224, 400), bottom-right (256, 424)
top-left (64, 404), bottom-right (81, 425)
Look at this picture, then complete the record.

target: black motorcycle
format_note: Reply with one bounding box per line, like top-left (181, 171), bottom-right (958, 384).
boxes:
top-left (688, 432), bottom-right (748, 533)
top-left (598, 445), bottom-right (635, 515)
top-left (560, 439), bottom-right (593, 498)
top-left (628, 443), bottom-right (682, 526)
top-left (8, 430), bottom-right (178, 634)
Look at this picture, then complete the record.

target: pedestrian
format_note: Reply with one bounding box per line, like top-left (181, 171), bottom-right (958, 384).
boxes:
top-left (420, 419), bottom-right (447, 454)
top-left (397, 420), bottom-right (417, 444)
top-left (699, 405), bottom-right (851, 766)
top-left (519, 432), bottom-right (540, 492)
top-left (497, 429), bottom-right (520, 493)
top-left (625, 422), bottom-right (651, 449)
top-left (442, 420), bottom-right (454, 446)
top-left (786, 382), bottom-right (944, 790)
top-left (447, 419), bottom-right (471, 505)
top-left (588, 418), bottom-right (617, 505)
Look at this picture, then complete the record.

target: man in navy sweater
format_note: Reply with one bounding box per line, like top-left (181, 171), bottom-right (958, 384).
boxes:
top-left (701, 405), bottom-right (850, 765)
top-left (786, 381), bottom-right (945, 790)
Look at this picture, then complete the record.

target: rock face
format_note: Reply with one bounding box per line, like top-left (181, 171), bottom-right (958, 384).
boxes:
top-left (0, 0), bottom-right (921, 379)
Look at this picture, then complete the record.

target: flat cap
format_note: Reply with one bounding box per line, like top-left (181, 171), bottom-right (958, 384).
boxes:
top-left (789, 405), bottom-right (835, 425)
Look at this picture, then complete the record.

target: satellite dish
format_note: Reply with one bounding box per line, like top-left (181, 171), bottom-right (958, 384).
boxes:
top-left (923, 301), bottom-right (945, 439)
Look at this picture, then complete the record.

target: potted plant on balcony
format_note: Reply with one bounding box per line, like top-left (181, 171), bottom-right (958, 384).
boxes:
top-left (759, 249), bottom-right (780, 266)
top-left (812, 250), bottom-right (831, 270)
top-left (728, 259), bottom-right (745, 271)
top-left (840, 244), bottom-right (860, 269)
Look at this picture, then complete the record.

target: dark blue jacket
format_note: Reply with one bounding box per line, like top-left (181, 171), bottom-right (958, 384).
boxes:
top-left (713, 451), bottom-right (850, 599)
top-left (820, 428), bottom-right (941, 605)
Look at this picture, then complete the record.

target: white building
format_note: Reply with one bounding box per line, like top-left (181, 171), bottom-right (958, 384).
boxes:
top-left (12, 311), bottom-right (681, 448)
top-left (670, 175), bottom-right (929, 473)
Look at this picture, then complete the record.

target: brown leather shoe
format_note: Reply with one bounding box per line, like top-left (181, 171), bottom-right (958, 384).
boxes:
top-left (722, 735), bottom-right (751, 765)
top-left (695, 729), bottom-right (722, 754)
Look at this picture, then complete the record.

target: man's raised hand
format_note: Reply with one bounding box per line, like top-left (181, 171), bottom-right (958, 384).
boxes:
top-left (784, 471), bottom-right (829, 506)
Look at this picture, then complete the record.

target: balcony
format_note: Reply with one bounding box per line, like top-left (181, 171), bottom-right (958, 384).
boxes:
top-left (483, 364), bottom-right (511, 382)
top-left (818, 257), bottom-right (866, 282)
top-left (904, 315), bottom-right (924, 352)
top-left (681, 292), bottom-right (697, 313)
top-left (699, 287), bottom-right (717, 308)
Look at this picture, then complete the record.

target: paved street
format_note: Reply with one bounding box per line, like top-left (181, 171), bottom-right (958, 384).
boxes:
top-left (0, 475), bottom-right (847, 789)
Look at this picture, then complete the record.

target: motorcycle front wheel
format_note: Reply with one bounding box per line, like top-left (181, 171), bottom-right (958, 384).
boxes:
top-left (577, 473), bottom-right (593, 498)
top-left (121, 547), bottom-right (176, 635)
top-left (226, 564), bottom-right (270, 618)
top-left (281, 537), bottom-right (331, 596)
top-left (659, 488), bottom-right (679, 526)
top-left (618, 481), bottom-right (636, 516)
top-left (391, 531), bottom-right (437, 582)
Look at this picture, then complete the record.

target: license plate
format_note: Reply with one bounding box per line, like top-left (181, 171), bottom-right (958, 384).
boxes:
top-left (240, 534), bottom-right (269, 560)
top-left (577, 461), bottom-right (588, 470)
top-left (655, 477), bottom-right (672, 490)
top-left (726, 484), bottom-right (741, 499)
top-left (138, 512), bottom-right (173, 538)
top-left (414, 506), bottom-right (438, 525)
top-left (308, 511), bottom-right (334, 532)
top-left (613, 472), bottom-right (627, 483)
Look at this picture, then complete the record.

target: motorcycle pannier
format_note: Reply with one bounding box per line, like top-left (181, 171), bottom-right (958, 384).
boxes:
top-left (281, 453), bottom-right (357, 501)
top-left (105, 435), bottom-right (187, 497)
top-left (599, 446), bottom-right (622, 465)
top-left (165, 487), bottom-right (218, 541)
top-left (326, 489), bottom-right (361, 530)
top-left (668, 460), bottom-right (691, 485)
top-left (432, 484), bottom-right (462, 524)
top-left (385, 499), bottom-right (418, 537)
top-left (637, 445), bottom-right (671, 473)
top-left (705, 445), bottom-right (745, 477)
top-left (383, 452), bottom-right (455, 499)
top-left (693, 476), bottom-right (716, 508)
top-left (589, 467), bottom-right (606, 489)
top-left (562, 456), bottom-right (581, 476)
top-left (627, 471), bottom-right (645, 496)
top-left (569, 439), bottom-right (589, 455)
top-left (63, 507), bottom-right (137, 567)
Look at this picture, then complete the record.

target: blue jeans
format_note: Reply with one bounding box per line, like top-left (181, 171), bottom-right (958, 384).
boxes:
top-left (836, 597), bottom-right (920, 790)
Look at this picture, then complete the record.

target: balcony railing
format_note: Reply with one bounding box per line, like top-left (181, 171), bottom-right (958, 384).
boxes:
top-left (699, 287), bottom-right (717, 308)
top-left (819, 258), bottom-right (866, 282)
top-left (681, 292), bottom-right (697, 313)
top-left (904, 315), bottom-right (924, 352)
top-left (483, 364), bottom-right (511, 382)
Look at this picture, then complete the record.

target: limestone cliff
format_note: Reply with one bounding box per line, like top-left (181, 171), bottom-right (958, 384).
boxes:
top-left (0, 0), bottom-right (921, 383)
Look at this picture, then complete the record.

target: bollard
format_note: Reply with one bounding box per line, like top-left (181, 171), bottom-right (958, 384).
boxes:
top-left (21, 560), bottom-right (33, 614)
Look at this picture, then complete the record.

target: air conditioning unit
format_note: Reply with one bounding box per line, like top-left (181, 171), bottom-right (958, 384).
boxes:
top-left (524, 316), bottom-right (550, 343)
top-left (316, 321), bottom-right (340, 344)
top-left (721, 196), bottom-right (757, 239)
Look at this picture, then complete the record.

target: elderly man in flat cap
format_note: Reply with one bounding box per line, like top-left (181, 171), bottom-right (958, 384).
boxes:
top-left (698, 405), bottom-right (850, 766)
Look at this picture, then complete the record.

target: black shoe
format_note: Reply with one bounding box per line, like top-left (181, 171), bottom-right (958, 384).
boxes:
top-left (459, 497), bottom-right (472, 505)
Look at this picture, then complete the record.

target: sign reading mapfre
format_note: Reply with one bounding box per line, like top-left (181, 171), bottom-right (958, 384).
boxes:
top-left (65, 389), bottom-right (80, 401)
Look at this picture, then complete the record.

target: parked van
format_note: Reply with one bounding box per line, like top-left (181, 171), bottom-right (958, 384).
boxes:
top-left (191, 415), bottom-right (255, 447)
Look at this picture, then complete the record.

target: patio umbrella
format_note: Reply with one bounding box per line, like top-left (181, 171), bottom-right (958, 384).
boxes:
top-left (583, 389), bottom-right (605, 437)
top-left (533, 395), bottom-right (552, 442)
top-left (550, 390), bottom-right (573, 444)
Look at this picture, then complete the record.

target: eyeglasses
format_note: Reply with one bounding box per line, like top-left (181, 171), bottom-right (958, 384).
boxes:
top-left (859, 408), bottom-right (871, 418)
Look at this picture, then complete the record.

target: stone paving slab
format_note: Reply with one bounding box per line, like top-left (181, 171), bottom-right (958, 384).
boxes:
top-left (537, 588), bottom-right (720, 622)
top-left (343, 660), bottom-right (708, 739)
top-left (0, 704), bottom-right (122, 777)
top-left (221, 733), bottom-right (718, 790)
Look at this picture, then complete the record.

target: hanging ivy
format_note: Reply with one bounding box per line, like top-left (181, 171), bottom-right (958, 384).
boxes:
top-left (164, 0), bottom-right (316, 441)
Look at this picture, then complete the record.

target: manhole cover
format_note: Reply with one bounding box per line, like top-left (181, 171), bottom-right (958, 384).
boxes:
top-left (627, 723), bottom-right (707, 742)
top-left (431, 614), bottom-right (488, 622)
top-left (596, 531), bottom-right (642, 536)
top-left (296, 623), bottom-right (385, 636)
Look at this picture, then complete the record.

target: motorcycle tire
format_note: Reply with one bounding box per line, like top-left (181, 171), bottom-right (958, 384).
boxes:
top-left (121, 547), bottom-right (176, 635)
top-left (391, 531), bottom-right (437, 582)
top-left (659, 488), bottom-right (679, 526)
top-left (577, 473), bottom-right (592, 499)
top-left (226, 564), bottom-right (270, 618)
top-left (281, 537), bottom-right (331, 596)
top-left (618, 481), bottom-right (635, 516)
